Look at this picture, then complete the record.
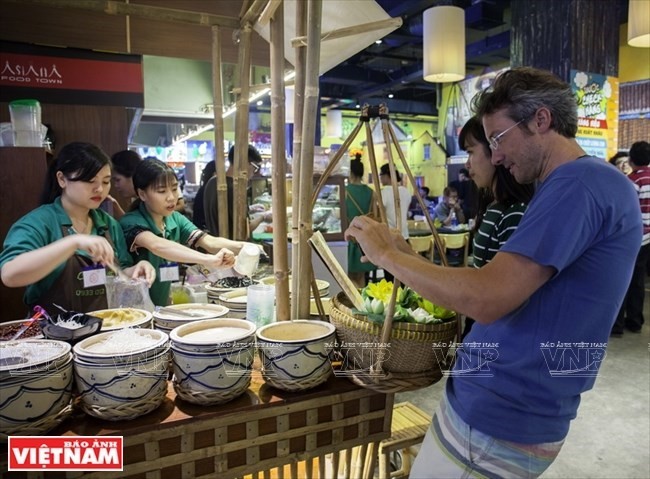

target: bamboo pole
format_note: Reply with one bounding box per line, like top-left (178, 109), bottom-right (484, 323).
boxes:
top-left (6, 0), bottom-right (240, 28)
top-left (290, 0), bottom-right (307, 321)
top-left (381, 114), bottom-right (404, 238)
top-left (241, 0), bottom-right (270, 26)
top-left (233, 23), bottom-right (253, 241)
top-left (364, 108), bottom-right (387, 225)
top-left (290, 17), bottom-right (403, 47)
top-left (295, 0), bottom-right (323, 320)
top-left (210, 26), bottom-right (228, 240)
top-left (310, 120), bottom-right (364, 207)
top-left (269, 0), bottom-right (290, 322)
top-left (257, 0), bottom-right (281, 26)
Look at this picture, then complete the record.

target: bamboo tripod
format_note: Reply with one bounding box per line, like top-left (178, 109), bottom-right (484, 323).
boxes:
top-left (310, 104), bottom-right (452, 386)
top-left (311, 104), bottom-right (448, 268)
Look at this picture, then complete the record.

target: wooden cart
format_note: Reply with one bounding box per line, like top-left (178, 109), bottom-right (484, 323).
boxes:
top-left (2, 371), bottom-right (392, 479)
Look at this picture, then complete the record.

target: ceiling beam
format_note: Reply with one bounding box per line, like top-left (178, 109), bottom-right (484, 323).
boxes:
top-left (2, 0), bottom-right (241, 28)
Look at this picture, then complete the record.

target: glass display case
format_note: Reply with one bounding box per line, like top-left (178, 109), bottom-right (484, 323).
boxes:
top-left (312, 175), bottom-right (348, 241)
top-left (250, 175), bottom-right (348, 242)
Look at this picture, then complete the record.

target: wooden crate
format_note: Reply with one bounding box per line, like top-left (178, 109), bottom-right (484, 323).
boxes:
top-left (2, 372), bottom-right (392, 479)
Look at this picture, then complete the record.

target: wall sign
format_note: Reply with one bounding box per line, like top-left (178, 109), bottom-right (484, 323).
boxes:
top-left (571, 70), bottom-right (619, 160)
top-left (0, 41), bottom-right (143, 107)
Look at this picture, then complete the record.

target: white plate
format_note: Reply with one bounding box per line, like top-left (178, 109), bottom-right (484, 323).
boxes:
top-left (153, 303), bottom-right (229, 321)
top-left (0, 319), bottom-right (45, 341)
top-left (205, 279), bottom-right (258, 294)
top-left (218, 289), bottom-right (248, 309)
top-left (259, 276), bottom-right (330, 297)
top-left (87, 308), bottom-right (152, 331)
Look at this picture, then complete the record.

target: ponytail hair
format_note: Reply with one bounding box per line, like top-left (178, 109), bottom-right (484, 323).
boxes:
top-left (41, 142), bottom-right (111, 204)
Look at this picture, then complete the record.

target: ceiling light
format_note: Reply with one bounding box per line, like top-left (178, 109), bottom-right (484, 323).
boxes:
top-left (256, 100), bottom-right (263, 106)
top-left (628, 0), bottom-right (650, 47)
top-left (375, 40), bottom-right (382, 45)
top-left (422, 6), bottom-right (466, 83)
top-left (388, 93), bottom-right (394, 99)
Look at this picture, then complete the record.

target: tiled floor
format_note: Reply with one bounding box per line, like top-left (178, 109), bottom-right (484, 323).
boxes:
top-left (394, 291), bottom-right (650, 479)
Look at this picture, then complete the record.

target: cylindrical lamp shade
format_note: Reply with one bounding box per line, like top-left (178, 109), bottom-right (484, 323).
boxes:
top-left (628, 0), bottom-right (650, 47)
top-left (423, 6), bottom-right (466, 83)
top-left (326, 110), bottom-right (343, 138)
top-left (285, 87), bottom-right (295, 124)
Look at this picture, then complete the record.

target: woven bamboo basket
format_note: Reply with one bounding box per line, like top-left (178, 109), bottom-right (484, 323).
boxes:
top-left (330, 292), bottom-right (457, 393)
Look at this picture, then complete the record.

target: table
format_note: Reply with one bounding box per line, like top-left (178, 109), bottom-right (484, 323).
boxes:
top-left (3, 371), bottom-right (392, 479)
top-left (408, 225), bottom-right (470, 237)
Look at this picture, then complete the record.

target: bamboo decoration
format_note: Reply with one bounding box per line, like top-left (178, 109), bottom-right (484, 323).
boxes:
top-left (269, 0), bottom-right (290, 322)
top-left (211, 25), bottom-right (229, 239)
top-left (363, 107), bottom-right (387, 225)
top-left (294, 0), bottom-right (323, 320)
top-left (290, 0), bottom-right (307, 322)
top-left (233, 21), bottom-right (253, 241)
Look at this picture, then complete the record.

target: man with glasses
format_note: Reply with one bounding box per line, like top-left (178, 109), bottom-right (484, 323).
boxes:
top-left (203, 144), bottom-right (270, 238)
top-left (345, 67), bottom-right (641, 477)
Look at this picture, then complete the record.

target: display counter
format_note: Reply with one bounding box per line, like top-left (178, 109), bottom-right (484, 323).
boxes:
top-left (3, 370), bottom-right (392, 479)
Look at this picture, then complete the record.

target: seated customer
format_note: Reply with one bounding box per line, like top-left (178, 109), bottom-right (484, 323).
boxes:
top-left (433, 186), bottom-right (465, 226)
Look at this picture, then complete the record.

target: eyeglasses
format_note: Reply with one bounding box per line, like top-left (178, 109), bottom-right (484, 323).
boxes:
top-left (488, 119), bottom-right (523, 151)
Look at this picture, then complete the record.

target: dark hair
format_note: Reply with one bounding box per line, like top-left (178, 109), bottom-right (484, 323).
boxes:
top-left (473, 67), bottom-right (578, 138)
top-left (131, 158), bottom-right (178, 210)
top-left (380, 163), bottom-right (402, 182)
top-left (459, 168), bottom-right (469, 176)
top-left (200, 160), bottom-right (216, 186)
top-left (421, 186), bottom-right (430, 196)
top-left (458, 116), bottom-right (535, 229)
top-left (111, 150), bottom-right (142, 177)
top-left (629, 141), bottom-right (650, 167)
top-left (350, 158), bottom-right (364, 179)
top-left (41, 142), bottom-right (111, 204)
top-left (608, 151), bottom-right (629, 166)
top-left (228, 144), bottom-right (262, 165)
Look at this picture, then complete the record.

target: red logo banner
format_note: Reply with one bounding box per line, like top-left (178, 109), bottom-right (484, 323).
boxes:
top-left (8, 436), bottom-right (124, 471)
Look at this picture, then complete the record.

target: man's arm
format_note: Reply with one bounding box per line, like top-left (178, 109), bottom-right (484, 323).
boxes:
top-left (346, 216), bottom-right (554, 323)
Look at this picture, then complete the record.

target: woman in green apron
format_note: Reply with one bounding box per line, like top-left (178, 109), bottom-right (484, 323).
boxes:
top-left (120, 159), bottom-right (245, 306)
top-left (0, 142), bottom-right (155, 314)
top-left (345, 155), bottom-right (377, 288)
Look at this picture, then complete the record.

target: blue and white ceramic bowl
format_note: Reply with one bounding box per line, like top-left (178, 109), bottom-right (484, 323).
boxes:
top-left (72, 329), bottom-right (170, 420)
top-left (0, 340), bottom-right (73, 434)
top-left (170, 318), bottom-right (256, 405)
top-left (256, 320), bottom-right (336, 392)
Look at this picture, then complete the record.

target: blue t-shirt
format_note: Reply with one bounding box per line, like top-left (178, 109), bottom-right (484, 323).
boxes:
top-left (447, 156), bottom-right (642, 444)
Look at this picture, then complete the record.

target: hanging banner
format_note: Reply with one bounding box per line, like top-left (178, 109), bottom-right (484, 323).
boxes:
top-left (571, 70), bottom-right (619, 160)
top-left (0, 41), bottom-right (143, 108)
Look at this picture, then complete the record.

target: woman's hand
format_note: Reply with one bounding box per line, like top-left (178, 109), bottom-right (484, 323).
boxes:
top-left (206, 248), bottom-right (236, 269)
top-left (125, 260), bottom-right (156, 286)
top-left (74, 235), bottom-right (116, 266)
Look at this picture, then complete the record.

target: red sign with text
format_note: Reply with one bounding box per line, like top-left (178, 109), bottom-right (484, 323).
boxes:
top-left (8, 436), bottom-right (123, 471)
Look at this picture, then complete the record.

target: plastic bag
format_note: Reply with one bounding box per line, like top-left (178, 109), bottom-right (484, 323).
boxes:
top-left (105, 276), bottom-right (155, 312)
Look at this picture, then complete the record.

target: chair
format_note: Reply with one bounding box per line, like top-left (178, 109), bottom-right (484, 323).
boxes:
top-left (408, 235), bottom-right (433, 257)
top-left (434, 232), bottom-right (470, 267)
top-left (378, 401), bottom-right (432, 479)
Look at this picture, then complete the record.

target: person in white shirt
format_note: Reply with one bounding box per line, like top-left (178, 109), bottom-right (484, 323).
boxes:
top-left (379, 163), bottom-right (411, 239)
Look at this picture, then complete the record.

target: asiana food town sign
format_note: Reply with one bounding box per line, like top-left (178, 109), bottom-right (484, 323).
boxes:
top-left (0, 41), bottom-right (144, 108)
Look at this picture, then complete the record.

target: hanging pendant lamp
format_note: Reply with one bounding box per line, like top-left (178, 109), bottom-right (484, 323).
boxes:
top-left (628, 0), bottom-right (650, 47)
top-left (422, 6), bottom-right (466, 83)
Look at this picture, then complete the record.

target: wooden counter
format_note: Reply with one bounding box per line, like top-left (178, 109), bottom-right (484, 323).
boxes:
top-left (3, 371), bottom-right (393, 479)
